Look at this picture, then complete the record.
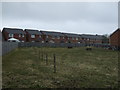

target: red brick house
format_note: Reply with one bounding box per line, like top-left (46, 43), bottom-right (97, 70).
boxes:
top-left (2, 28), bottom-right (26, 42)
top-left (110, 28), bottom-right (120, 48)
top-left (80, 34), bottom-right (103, 44)
top-left (25, 29), bottom-right (43, 42)
top-left (41, 31), bottom-right (66, 43)
top-left (63, 33), bottom-right (81, 43)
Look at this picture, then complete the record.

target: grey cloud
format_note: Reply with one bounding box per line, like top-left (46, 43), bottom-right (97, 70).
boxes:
top-left (1, 2), bottom-right (118, 34)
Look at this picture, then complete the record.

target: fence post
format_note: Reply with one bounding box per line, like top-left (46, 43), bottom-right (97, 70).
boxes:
top-left (41, 52), bottom-right (43, 60)
top-left (53, 53), bottom-right (56, 73)
top-left (39, 50), bottom-right (40, 60)
top-left (46, 53), bottom-right (48, 65)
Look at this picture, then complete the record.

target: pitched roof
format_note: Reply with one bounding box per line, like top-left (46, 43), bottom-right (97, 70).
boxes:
top-left (25, 29), bottom-right (42, 35)
top-left (41, 31), bottom-right (64, 37)
top-left (63, 33), bottom-right (80, 38)
top-left (3, 28), bottom-right (25, 34)
top-left (110, 28), bottom-right (120, 37)
top-left (81, 34), bottom-right (103, 40)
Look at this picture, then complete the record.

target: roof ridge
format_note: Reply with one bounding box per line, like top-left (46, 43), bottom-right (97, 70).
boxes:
top-left (3, 27), bottom-right (23, 30)
top-left (41, 30), bottom-right (61, 33)
top-left (110, 28), bottom-right (120, 37)
top-left (25, 29), bottom-right (39, 31)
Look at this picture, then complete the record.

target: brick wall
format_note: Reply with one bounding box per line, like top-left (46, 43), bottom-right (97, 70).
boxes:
top-left (2, 31), bottom-right (26, 42)
top-left (25, 31), bottom-right (43, 42)
top-left (110, 29), bottom-right (120, 47)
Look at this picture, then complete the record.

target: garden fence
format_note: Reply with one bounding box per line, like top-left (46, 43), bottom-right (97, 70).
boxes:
top-left (1, 42), bottom-right (111, 56)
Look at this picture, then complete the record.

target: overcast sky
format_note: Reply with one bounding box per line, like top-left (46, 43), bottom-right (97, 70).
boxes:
top-left (1, 2), bottom-right (118, 35)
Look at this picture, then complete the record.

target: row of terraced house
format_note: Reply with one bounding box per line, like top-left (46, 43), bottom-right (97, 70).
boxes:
top-left (1, 28), bottom-right (104, 44)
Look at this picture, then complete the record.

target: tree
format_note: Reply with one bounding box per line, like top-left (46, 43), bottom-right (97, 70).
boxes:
top-left (102, 34), bottom-right (109, 44)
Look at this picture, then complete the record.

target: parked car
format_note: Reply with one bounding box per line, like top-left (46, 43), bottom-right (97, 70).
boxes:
top-left (8, 38), bottom-right (20, 42)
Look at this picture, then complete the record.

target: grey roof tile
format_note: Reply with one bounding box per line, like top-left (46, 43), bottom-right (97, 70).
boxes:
top-left (63, 33), bottom-right (80, 38)
top-left (3, 28), bottom-right (25, 34)
top-left (41, 31), bottom-right (64, 37)
top-left (25, 29), bottom-right (42, 35)
top-left (81, 34), bottom-right (103, 40)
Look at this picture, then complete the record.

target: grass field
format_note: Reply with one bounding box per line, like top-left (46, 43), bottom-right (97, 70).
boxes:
top-left (2, 47), bottom-right (119, 88)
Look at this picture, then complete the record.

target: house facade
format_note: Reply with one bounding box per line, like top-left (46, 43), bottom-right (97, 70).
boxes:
top-left (80, 34), bottom-right (103, 45)
top-left (2, 28), bottom-right (26, 42)
top-left (25, 29), bottom-right (43, 42)
top-left (1, 27), bottom-right (105, 45)
top-left (63, 33), bottom-right (81, 43)
top-left (41, 31), bottom-right (66, 43)
top-left (110, 28), bottom-right (120, 48)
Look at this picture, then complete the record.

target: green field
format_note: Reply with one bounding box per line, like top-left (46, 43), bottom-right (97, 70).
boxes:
top-left (2, 47), bottom-right (119, 88)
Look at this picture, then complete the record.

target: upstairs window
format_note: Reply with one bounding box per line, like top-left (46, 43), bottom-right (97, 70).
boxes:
top-left (46, 35), bottom-right (48, 38)
top-left (9, 34), bottom-right (14, 37)
top-left (87, 38), bottom-right (90, 40)
top-left (22, 34), bottom-right (24, 37)
top-left (19, 34), bottom-right (21, 37)
top-left (52, 36), bottom-right (55, 39)
top-left (76, 37), bottom-right (78, 40)
top-left (72, 37), bottom-right (74, 40)
top-left (31, 34), bottom-right (35, 38)
top-left (57, 36), bottom-right (60, 39)
top-left (19, 34), bottom-right (24, 37)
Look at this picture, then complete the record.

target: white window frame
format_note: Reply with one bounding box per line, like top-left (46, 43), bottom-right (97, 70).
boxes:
top-left (19, 34), bottom-right (24, 37)
top-left (57, 36), bottom-right (60, 39)
top-left (31, 34), bottom-right (35, 38)
top-left (72, 37), bottom-right (74, 40)
top-left (19, 34), bottom-right (21, 37)
top-left (87, 38), bottom-right (90, 40)
top-left (76, 37), bottom-right (78, 40)
top-left (9, 34), bottom-right (14, 37)
top-left (22, 34), bottom-right (24, 37)
top-left (52, 36), bottom-right (55, 39)
top-left (46, 35), bottom-right (48, 38)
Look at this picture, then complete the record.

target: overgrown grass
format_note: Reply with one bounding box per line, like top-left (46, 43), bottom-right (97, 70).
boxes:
top-left (2, 47), bottom-right (118, 88)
